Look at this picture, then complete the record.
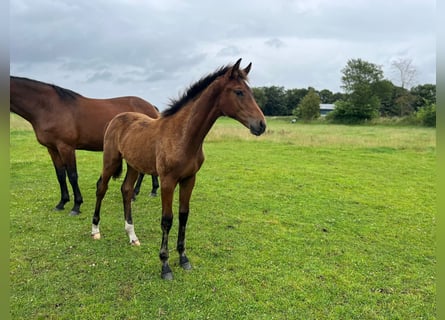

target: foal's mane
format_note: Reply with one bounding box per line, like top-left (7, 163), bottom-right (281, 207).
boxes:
top-left (12, 76), bottom-right (82, 101)
top-left (161, 63), bottom-right (247, 117)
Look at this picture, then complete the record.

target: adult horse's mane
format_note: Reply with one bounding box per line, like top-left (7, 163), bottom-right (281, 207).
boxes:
top-left (12, 76), bottom-right (82, 101)
top-left (161, 63), bottom-right (248, 118)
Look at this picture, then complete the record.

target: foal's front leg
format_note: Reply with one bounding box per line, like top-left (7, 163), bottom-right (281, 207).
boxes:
top-left (159, 179), bottom-right (175, 280)
top-left (177, 175), bottom-right (196, 271)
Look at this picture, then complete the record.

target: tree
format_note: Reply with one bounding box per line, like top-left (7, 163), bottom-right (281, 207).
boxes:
top-left (391, 58), bottom-right (417, 89)
top-left (285, 88), bottom-right (308, 115)
top-left (372, 79), bottom-right (395, 116)
top-left (416, 103), bottom-right (436, 127)
top-left (329, 58), bottom-right (384, 123)
top-left (411, 84), bottom-right (436, 111)
top-left (319, 89), bottom-right (334, 103)
top-left (262, 86), bottom-right (287, 116)
top-left (294, 88), bottom-right (320, 121)
top-left (252, 87), bottom-right (267, 111)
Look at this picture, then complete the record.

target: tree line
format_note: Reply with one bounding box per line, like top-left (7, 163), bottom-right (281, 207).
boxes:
top-left (252, 58), bottom-right (436, 126)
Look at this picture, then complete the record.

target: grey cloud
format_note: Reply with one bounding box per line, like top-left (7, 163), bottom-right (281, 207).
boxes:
top-left (217, 46), bottom-right (241, 57)
top-left (86, 70), bottom-right (113, 83)
top-left (265, 38), bottom-right (285, 49)
top-left (10, 0), bottom-right (435, 105)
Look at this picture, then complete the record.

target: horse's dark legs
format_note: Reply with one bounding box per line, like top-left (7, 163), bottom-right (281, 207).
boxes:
top-left (132, 174), bottom-right (159, 200)
top-left (66, 164), bottom-right (83, 215)
top-left (121, 166), bottom-right (140, 245)
top-left (159, 178), bottom-right (175, 280)
top-left (177, 175), bottom-right (196, 271)
top-left (132, 173), bottom-right (144, 200)
top-left (48, 146), bottom-right (83, 215)
top-left (151, 175), bottom-right (160, 197)
top-left (47, 148), bottom-right (70, 211)
top-left (158, 176), bottom-right (195, 280)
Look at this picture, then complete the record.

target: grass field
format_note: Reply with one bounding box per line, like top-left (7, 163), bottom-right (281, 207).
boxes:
top-left (10, 114), bottom-right (436, 319)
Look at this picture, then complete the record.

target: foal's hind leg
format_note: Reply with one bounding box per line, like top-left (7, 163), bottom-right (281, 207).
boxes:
top-left (121, 165), bottom-right (141, 245)
top-left (91, 160), bottom-right (120, 239)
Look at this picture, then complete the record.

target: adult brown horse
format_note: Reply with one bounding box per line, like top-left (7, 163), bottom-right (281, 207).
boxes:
top-left (10, 76), bottom-right (160, 215)
top-left (91, 59), bottom-right (266, 280)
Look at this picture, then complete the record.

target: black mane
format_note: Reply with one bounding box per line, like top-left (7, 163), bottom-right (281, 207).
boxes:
top-left (11, 76), bottom-right (82, 101)
top-left (161, 64), bottom-right (234, 117)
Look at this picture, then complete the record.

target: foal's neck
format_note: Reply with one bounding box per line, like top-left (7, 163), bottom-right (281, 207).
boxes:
top-left (177, 81), bottom-right (224, 150)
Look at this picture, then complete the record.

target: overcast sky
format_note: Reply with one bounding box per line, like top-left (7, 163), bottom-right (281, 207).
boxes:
top-left (10, 0), bottom-right (436, 110)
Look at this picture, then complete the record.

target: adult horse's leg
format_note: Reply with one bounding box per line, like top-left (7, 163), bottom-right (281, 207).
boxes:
top-left (151, 175), bottom-right (159, 197)
top-left (47, 148), bottom-right (70, 211)
top-left (57, 144), bottom-right (83, 215)
top-left (159, 177), bottom-right (176, 280)
top-left (66, 164), bottom-right (83, 215)
top-left (132, 173), bottom-right (144, 200)
top-left (132, 174), bottom-right (159, 200)
top-left (121, 165), bottom-right (141, 245)
top-left (177, 175), bottom-right (195, 271)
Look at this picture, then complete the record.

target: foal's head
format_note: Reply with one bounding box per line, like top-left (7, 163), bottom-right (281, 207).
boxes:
top-left (217, 59), bottom-right (266, 136)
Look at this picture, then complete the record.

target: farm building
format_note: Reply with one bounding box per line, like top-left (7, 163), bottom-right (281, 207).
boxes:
top-left (320, 103), bottom-right (335, 116)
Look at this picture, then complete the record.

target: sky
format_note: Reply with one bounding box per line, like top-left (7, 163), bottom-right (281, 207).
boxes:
top-left (10, 0), bottom-right (436, 110)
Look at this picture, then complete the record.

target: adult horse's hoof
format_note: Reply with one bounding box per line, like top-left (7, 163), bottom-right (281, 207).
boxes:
top-left (161, 264), bottom-right (173, 280)
top-left (180, 256), bottom-right (192, 270)
top-left (69, 210), bottom-right (80, 216)
top-left (161, 272), bottom-right (173, 280)
top-left (150, 192), bottom-right (157, 197)
top-left (54, 204), bottom-right (65, 211)
top-left (91, 233), bottom-right (101, 240)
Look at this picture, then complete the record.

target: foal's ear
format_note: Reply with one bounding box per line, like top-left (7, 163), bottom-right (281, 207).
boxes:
top-left (229, 58), bottom-right (242, 79)
top-left (243, 62), bottom-right (252, 75)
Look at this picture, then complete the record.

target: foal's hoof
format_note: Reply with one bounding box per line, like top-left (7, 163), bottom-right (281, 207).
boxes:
top-left (130, 239), bottom-right (141, 246)
top-left (91, 233), bottom-right (101, 240)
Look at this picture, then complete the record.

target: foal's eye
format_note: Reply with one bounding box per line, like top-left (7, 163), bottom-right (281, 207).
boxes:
top-left (234, 90), bottom-right (244, 97)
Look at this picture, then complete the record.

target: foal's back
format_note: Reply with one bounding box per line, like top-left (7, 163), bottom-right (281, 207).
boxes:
top-left (104, 112), bottom-right (161, 175)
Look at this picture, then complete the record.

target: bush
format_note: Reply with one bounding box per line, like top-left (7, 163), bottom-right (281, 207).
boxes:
top-left (416, 104), bottom-right (436, 127)
top-left (326, 100), bottom-right (379, 124)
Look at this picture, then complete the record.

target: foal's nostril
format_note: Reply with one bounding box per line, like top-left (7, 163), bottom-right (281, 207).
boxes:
top-left (250, 120), bottom-right (266, 136)
top-left (260, 120), bottom-right (266, 132)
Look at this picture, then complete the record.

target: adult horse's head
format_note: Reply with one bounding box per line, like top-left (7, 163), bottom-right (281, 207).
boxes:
top-left (218, 59), bottom-right (266, 136)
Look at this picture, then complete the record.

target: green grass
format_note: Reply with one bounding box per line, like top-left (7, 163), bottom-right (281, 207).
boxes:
top-left (10, 114), bottom-right (436, 319)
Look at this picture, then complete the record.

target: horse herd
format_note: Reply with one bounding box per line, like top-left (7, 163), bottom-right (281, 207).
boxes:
top-left (10, 59), bottom-right (266, 280)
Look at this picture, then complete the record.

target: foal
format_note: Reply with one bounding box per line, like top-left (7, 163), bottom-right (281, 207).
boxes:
top-left (91, 59), bottom-right (266, 279)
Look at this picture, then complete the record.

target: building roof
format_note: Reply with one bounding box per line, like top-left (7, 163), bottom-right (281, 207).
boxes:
top-left (320, 103), bottom-right (335, 110)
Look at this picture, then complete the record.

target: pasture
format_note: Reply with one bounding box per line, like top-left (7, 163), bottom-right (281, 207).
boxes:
top-left (10, 114), bottom-right (436, 319)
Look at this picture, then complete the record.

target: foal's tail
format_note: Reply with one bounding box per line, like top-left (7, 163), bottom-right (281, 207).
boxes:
top-left (112, 161), bottom-right (123, 180)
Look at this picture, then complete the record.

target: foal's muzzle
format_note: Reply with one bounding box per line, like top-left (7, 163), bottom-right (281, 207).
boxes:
top-left (250, 120), bottom-right (266, 136)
